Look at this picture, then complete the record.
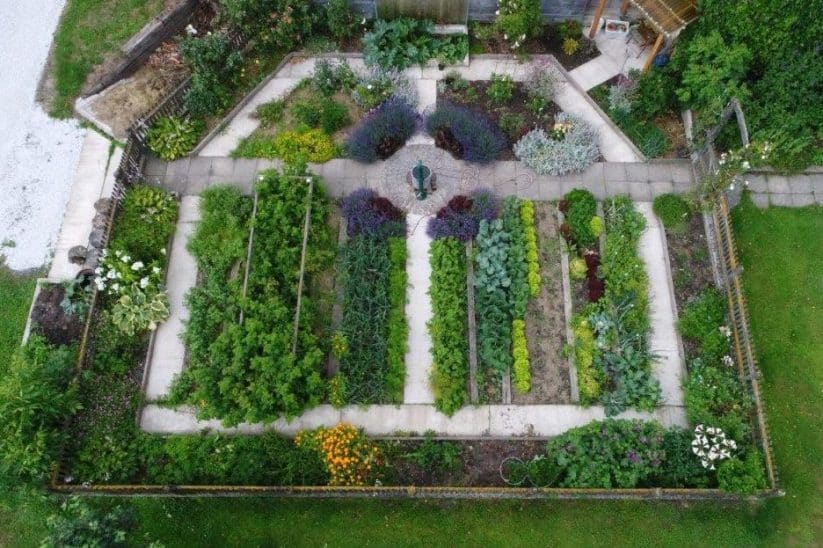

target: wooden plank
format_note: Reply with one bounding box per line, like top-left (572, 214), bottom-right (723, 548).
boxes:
top-left (588, 0), bottom-right (607, 38)
top-left (466, 240), bottom-right (479, 404)
top-left (643, 32), bottom-right (665, 72)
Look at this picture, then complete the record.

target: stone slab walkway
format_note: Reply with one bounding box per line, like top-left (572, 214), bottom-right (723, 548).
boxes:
top-left (141, 402), bottom-right (686, 436)
top-left (403, 214), bottom-right (434, 404)
top-left (637, 202), bottom-right (686, 406)
top-left (743, 171), bottom-right (823, 208)
top-left (144, 155), bottom-right (694, 201)
top-left (48, 132), bottom-right (120, 280)
top-left (144, 196), bottom-right (199, 401)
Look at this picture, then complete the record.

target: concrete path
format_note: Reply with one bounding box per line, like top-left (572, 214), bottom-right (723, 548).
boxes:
top-left (141, 402), bottom-right (686, 436)
top-left (144, 196), bottom-right (199, 400)
top-left (637, 202), bottom-right (685, 406)
top-left (403, 214), bottom-right (435, 404)
top-left (569, 31), bottom-right (652, 91)
top-left (144, 156), bottom-right (694, 200)
top-left (743, 170), bottom-right (823, 208)
top-left (48, 132), bottom-right (120, 280)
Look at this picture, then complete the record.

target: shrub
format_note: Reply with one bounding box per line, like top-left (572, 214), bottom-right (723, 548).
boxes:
top-left (429, 237), bottom-right (469, 415)
top-left (427, 191), bottom-right (497, 241)
top-left (180, 33), bottom-right (244, 116)
top-left (657, 427), bottom-right (712, 487)
top-left (346, 98), bottom-right (417, 162)
top-left (678, 289), bottom-right (729, 363)
top-left (512, 319), bottom-right (531, 393)
top-left (352, 66), bottom-right (416, 110)
top-left (514, 113), bottom-right (600, 175)
top-left (608, 79), bottom-right (636, 113)
top-left (220, 0), bottom-right (318, 52)
top-left (633, 67), bottom-right (676, 120)
top-left (684, 360), bottom-right (752, 442)
top-left (42, 497), bottom-right (135, 548)
top-left (610, 109), bottom-right (670, 158)
top-left (426, 103), bottom-right (506, 164)
top-left (0, 336), bottom-right (79, 483)
top-left (495, 0), bottom-right (542, 50)
top-left (255, 99), bottom-right (286, 126)
top-left (341, 188), bottom-right (405, 239)
top-left (717, 451), bottom-right (767, 495)
top-left (187, 186), bottom-right (252, 274)
top-left (403, 432), bottom-right (462, 474)
top-left (146, 115), bottom-right (205, 160)
top-left (558, 19), bottom-right (582, 42)
top-left (295, 424), bottom-right (383, 486)
top-left (545, 419), bottom-right (666, 488)
top-left (487, 73), bottom-right (515, 104)
top-left (562, 37), bottom-right (580, 56)
top-left (324, 0), bottom-right (360, 43)
top-left (311, 59), bottom-right (358, 98)
top-left (273, 129), bottom-right (338, 164)
top-left (363, 17), bottom-right (468, 70)
top-left (291, 97), bottom-right (351, 134)
top-left (563, 188), bottom-right (598, 249)
top-left (524, 61), bottom-right (561, 102)
top-left (499, 111), bottom-right (527, 140)
top-left (109, 185), bottom-right (177, 263)
top-left (653, 193), bottom-right (691, 232)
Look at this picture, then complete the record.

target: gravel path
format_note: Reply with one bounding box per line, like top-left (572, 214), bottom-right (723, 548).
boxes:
top-left (0, 0), bottom-right (85, 271)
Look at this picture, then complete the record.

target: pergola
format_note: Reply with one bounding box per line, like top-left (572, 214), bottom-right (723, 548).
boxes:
top-left (588, 0), bottom-right (699, 71)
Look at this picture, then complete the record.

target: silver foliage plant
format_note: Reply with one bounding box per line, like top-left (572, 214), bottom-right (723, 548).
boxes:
top-left (351, 66), bottom-right (417, 110)
top-left (524, 60), bottom-right (563, 102)
top-left (513, 112), bottom-right (600, 176)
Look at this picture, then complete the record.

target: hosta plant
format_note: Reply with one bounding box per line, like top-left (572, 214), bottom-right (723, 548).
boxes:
top-left (146, 115), bottom-right (205, 161)
top-left (110, 285), bottom-right (170, 335)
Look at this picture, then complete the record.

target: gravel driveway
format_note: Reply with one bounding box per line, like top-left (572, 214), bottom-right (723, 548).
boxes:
top-left (0, 0), bottom-right (85, 271)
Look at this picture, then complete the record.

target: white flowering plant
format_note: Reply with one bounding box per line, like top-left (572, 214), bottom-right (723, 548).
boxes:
top-left (691, 424), bottom-right (737, 469)
top-left (95, 249), bottom-right (169, 334)
top-left (495, 0), bottom-right (542, 50)
top-left (699, 140), bottom-right (772, 199)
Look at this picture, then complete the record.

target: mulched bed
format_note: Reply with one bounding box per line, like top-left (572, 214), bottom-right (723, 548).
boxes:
top-left (662, 212), bottom-right (716, 359)
top-left (437, 78), bottom-right (559, 160)
top-left (470, 23), bottom-right (600, 70)
top-left (517, 202), bottom-right (570, 404)
top-left (30, 283), bottom-right (86, 346)
top-left (384, 438), bottom-right (546, 487)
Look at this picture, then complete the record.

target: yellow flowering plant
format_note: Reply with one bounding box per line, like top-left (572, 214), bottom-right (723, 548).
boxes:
top-left (295, 423), bottom-right (383, 486)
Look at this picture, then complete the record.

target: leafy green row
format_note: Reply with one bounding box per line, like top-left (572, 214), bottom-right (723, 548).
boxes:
top-left (429, 237), bottom-right (469, 415)
top-left (171, 169), bottom-right (335, 425)
top-left (520, 200), bottom-right (541, 297)
top-left (385, 237), bottom-right (409, 402)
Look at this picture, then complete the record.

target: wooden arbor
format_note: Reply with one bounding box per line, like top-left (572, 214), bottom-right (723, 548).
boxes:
top-left (588, 0), bottom-right (698, 71)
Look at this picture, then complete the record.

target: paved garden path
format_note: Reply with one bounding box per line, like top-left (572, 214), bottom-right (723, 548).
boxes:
top-left (144, 196), bottom-right (199, 401)
top-left (637, 202), bottom-right (686, 406)
top-left (48, 132), bottom-right (120, 280)
top-left (569, 31), bottom-right (651, 91)
top-left (141, 402), bottom-right (686, 436)
top-left (403, 214), bottom-right (435, 404)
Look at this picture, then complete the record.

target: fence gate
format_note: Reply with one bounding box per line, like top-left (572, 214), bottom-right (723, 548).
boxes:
top-left (376, 0), bottom-right (469, 24)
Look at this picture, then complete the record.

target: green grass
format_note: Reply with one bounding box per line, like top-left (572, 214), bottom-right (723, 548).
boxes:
top-left (50, 0), bottom-right (165, 118)
top-left (0, 268), bottom-right (52, 547)
top-left (3, 199), bottom-right (822, 546)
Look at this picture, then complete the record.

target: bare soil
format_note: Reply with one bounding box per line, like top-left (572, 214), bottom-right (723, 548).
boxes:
top-left (437, 79), bottom-right (559, 160)
top-left (385, 438), bottom-right (546, 486)
top-left (516, 202), bottom-right (570, 404)
top-left (30, 283), bottom-right (85, 346)
top-left (89, 62), bottom-right (188, 138)
top-left (656, 111), bottom-right (689, 159)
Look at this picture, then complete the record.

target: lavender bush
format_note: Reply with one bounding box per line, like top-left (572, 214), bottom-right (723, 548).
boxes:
top-left (427, 190), bottom-right (498, 241)
top-left (351, 66), bottom-right (417, 110)
top-left (425, 104), bottom-right (506, 164)
top-left (341, 188), bottom-right (406, 239)
top-left (346, 98), bottom-right (418, 163)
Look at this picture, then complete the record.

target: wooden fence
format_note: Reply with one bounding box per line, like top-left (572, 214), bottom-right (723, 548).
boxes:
top-left (376, 0), bottom-right (469, 24)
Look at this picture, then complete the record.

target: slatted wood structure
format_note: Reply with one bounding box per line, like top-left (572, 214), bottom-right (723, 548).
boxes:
top-left (589, 0), bottom-right (698, 71)
top-left (377, 0), bottom-right (468, 24)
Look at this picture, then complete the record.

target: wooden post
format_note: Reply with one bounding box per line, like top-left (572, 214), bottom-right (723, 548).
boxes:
top-left (643, 32), bottom-right (665, 72)
top-left (588, 0), bottom-right (607, 38)
top-left (620, 0), bottom-right (631, 15)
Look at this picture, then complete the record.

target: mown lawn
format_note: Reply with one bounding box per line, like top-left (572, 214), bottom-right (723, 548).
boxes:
top-left (130, 197), bottom-right (822, 547)
top-left (2, 198), bottom-right (820, 547)
top-left (49, 0), bottom-right (166, 118)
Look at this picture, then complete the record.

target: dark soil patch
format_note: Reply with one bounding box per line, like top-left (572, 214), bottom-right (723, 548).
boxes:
top-left (30, 284), bottom-right (85, 346)
top-left (437, 78), bottom-right (559, 160)
top-left (384, 438), bottom-right (546, 487)
top-left (470, 23), bottom-right (600, 70)
top-left (663, 212), bottom-right (715, 359)
top-left (656, 111), bottom-right (689, 159)
top-left (517, 202), bottom-right (570, 404)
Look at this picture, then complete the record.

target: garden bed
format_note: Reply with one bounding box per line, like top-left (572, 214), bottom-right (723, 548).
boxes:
top-left (469, 22), bottom-right (600, 70)
top-left (516, 202), bottom-right (570, 404)
top-left (436, 75), bottom-right (559, 160)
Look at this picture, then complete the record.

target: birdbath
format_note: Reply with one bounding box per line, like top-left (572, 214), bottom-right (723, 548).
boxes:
top-left (411, 160), bottom-right (433, 201)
